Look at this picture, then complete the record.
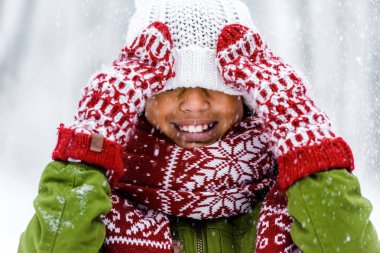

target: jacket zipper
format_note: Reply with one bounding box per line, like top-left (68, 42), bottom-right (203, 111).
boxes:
top-left (195, 222), bottom-right (203, 253)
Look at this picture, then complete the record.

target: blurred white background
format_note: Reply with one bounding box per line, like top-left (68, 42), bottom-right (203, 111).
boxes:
top-left (0, 0), bottom-right (379, 251)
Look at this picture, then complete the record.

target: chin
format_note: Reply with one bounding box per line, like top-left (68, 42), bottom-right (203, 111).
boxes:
top-left (174, 139), bottom-right (217, 149)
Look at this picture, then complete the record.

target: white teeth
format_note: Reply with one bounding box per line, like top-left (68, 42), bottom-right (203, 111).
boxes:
top-left (179, 123), bottom-right (214, 133)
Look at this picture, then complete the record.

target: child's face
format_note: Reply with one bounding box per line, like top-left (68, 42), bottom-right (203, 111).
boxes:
top-left (145, 87), bottom-right (244, 148)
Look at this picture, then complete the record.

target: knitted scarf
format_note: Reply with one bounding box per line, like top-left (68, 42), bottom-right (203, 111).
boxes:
top-left (101, 115), bottom-right (299, 253)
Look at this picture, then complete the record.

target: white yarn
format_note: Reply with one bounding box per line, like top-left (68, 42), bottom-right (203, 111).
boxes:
top-left (127, 0), bottom-right (257, 108)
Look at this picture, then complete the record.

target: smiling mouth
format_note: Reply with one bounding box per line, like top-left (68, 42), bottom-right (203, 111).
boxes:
top-left (171, 121), bottom-right (219, 144)
top-left (177, 122), bottom-right (216, 133)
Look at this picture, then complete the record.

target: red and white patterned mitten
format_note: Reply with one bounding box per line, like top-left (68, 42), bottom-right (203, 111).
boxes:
top-left (53, 22), bottom-right (175, 184)
top-left (216, 24), bottom-right (354, 190)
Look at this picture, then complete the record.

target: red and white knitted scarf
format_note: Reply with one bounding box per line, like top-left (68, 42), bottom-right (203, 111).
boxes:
top-left (101, 115), bottom-right (299, 253)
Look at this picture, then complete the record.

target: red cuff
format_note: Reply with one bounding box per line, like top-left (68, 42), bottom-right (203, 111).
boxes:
top-left (52, 125), bottom-right (125, 185)
top-left (277, 137), bottom-right (354, 191)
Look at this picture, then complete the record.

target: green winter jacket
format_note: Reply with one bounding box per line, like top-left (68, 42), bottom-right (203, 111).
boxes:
top-left (18, 161), bottom-right (380, 253)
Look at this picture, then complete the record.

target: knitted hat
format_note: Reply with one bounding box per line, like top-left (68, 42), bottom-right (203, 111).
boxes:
top-left (126, 0), bottom-right (257, 108)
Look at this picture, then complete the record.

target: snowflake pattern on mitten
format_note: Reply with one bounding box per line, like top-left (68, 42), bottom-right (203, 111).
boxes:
top-left (52, 22), bottom-right (175, 183)
top-left (216, 24), bottom-right (354, 190)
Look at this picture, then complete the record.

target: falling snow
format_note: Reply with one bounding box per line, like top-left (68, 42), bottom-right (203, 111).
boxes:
top-left (0, 0), bottom-right (380, 252)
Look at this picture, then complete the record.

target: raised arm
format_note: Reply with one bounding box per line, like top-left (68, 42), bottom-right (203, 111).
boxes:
top-left (216, 24), bottom-right (353, 191)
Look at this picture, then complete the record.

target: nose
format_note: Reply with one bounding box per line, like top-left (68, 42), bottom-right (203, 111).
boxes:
top-left (179, 88), bottom-right (210, 113)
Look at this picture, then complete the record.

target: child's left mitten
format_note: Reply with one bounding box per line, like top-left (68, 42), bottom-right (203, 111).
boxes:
top-left (216, 24), bottom-right (354, 191)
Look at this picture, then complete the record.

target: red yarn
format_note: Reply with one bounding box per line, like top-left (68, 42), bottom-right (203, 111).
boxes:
top-left (52, 126), bottom-right (125, 185)
top-left (216, 24), bottom-right (355, 192)
top-left (278, 137), bottom-right (354, 190)
top-left (101, 116), bottom-right (297, 253)
top-left (52, 22), bottom-right (175, 184)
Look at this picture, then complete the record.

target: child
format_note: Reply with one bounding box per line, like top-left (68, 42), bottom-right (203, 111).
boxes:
top-left (18, 0), bottom-right (380, 252)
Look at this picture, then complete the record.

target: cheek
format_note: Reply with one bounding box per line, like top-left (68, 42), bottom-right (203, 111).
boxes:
top-left (145, 100), bottom-right (160, 126)
top-left (235, 98), bottom-right (244, 119)
top-left (145, 99), bottom-right (173, 130)
top-left (224, 100), bottom-right (244, 123)
top-left (234, 104), bottom-right (244, 122)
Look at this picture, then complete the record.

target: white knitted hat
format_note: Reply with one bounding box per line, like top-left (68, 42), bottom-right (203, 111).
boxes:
top-left (126, 0), bottom-right (257, 106)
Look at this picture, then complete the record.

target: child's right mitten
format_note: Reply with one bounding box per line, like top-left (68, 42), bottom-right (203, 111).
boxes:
top-left (52, 22), bottom-right (175, 184)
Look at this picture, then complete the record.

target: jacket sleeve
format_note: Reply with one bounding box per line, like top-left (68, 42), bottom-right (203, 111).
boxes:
top-left (286, 169), bottom-right (380, 253)
top-left (18, 161), bottom-right (112, 253)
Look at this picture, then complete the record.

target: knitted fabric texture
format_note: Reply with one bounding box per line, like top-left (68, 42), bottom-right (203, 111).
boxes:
top-left (53, 22), bottom-right (175, 184)
top-left (51, 5), bottom-right (356, 252)
top-left (101, 115), bottom-right (298, 253)
top-left (216, 24), bottom-right (354, 190)
top-left (126, 0), bottom-right (257, 108)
